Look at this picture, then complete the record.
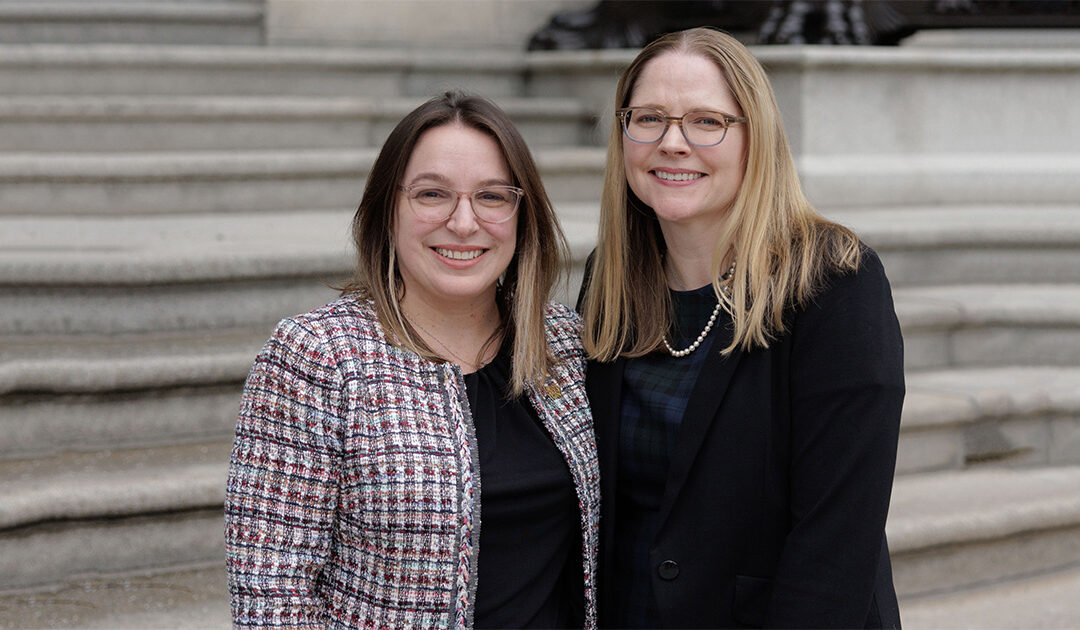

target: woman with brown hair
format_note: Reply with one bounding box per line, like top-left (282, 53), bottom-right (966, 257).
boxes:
top-left (226, 92), bottom-right (599, 629)
top-left (580, 28), bottom-right (904, 628)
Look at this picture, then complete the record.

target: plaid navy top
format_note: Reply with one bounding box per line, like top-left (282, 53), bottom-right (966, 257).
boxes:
top-left (611, 284), bottom-right (732, 628)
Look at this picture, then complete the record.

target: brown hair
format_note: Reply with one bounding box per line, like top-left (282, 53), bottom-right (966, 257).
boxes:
top-left (341, 91), bottom-right (569, 394)
top-left (582, 27), bottom-right (860, 360)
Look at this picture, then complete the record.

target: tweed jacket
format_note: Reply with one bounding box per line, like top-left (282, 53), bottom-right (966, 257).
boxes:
top-left (225, 296), bottom-right (599, 629)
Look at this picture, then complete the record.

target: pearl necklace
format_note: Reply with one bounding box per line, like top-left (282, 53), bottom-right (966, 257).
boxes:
top-left (662, 261), bottom-right (736, 358)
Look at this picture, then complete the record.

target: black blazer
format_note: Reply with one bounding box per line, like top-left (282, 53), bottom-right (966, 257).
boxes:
top-left (585, 249), bottom-right (904, 629)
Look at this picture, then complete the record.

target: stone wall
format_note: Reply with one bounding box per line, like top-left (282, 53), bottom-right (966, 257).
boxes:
top-left (266, 0), bottom-right (592, 49)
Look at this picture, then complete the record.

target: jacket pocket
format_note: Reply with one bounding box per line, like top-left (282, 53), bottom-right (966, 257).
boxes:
top-left (732, 574), bottom-right (773, 628)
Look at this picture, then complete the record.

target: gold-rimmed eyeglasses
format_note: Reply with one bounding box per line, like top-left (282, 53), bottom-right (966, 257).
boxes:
top-left (616, 107), bottom-right (747, 147)
top-left (399, 184), bottom-right (524, 224)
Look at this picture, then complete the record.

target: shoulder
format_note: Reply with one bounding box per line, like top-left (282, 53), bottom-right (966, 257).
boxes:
top-left (790, 245), bottom-right (903, 381)
top-left (804, 245), bottom-right (893, 316)
top-left (266, 294), bottom-right (384, 361)
top-left (544, 301), bottom-right (582, 327)
top-left (542, 302), bottom-right (584, 356)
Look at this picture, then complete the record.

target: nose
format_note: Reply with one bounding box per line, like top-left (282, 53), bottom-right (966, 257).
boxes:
top-left (445, 192), bottom-right (480, 235)
top-left (657, 121), bottom-right (692, 156)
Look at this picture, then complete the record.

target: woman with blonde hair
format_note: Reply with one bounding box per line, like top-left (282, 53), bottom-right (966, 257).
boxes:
top-left (227, 91), bottom-right (598, 629)
top-left (580, 28), bottom-right (903, 628)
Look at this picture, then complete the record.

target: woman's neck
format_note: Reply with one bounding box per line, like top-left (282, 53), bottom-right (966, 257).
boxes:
top-left (659, 219), bottom-right (731, 291)
top-left (400, 294), bottom-right (502, 373)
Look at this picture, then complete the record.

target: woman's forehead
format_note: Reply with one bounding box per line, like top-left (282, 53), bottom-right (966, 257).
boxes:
top-left (629, 51), bottom-right (739, 113)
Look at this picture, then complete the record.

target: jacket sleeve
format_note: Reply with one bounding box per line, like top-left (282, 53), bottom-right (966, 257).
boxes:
top-left (767, 250), bottom-right (905, 628)
top-left (224, 318), bottom-right (344, 629)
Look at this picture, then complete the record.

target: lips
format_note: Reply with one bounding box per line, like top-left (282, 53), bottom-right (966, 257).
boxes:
top-left (434, 247), bottom-right (485, 261)
top-left (652, 169), bottom-right (704, 182)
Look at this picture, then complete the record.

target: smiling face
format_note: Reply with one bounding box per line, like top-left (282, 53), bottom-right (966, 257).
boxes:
top-left (394, 122), bottom-right (517, 313)
top-left (623, 50), bottom-right (747, 235)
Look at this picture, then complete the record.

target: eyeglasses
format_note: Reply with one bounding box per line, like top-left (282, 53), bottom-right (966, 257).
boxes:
top-left (399, 184), bottom-right (524, 224)
top-left (616, 107), bottom-right (747, 147)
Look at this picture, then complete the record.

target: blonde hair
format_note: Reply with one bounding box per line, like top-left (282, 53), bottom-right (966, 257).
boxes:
top-left (341, 92), bottom-right (569, 395)
top-left (582, 28), bottom-right (860, 360)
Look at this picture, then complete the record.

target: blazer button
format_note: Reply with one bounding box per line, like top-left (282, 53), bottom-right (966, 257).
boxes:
top-left (657, 560), bottom-right (680, 580)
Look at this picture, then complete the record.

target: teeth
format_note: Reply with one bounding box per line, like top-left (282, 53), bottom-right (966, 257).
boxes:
top-left (654, 171), bottom-right (703, 182)
top-left (435, 247), bottom-right (484, 260)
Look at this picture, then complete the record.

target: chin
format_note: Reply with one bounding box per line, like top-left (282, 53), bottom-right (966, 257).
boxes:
top-left (653, 205), bottom-right (705, 223)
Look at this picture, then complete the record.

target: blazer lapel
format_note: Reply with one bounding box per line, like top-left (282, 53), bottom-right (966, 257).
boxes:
top-left (587, 357), bottom-right (624, 509)
top-left (655, 319), bottom-right (743, 529)
top-left (585, 355), bottom-right (624, 618)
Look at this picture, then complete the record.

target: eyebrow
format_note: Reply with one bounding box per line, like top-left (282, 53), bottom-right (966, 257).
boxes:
top-left (629, 104), bottom-right (737, 115)
top-left (406, 172), bottom-right (514, 188)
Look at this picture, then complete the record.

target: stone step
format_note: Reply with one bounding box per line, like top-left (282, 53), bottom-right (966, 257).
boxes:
top-left (0, 209), bottom-right (597, 339)
top-left (5, 207), bottom-right (1079, 346)
top-left (0, 147), bottom-right (605, 215)
top-left (895, 284), bottom-right (1080, 370)
top-left (0, 208), bottom-right (355, 339)
top-left (2, 459), bottom-right (1077, 613)
top-left (0, 95), bottom-right (597, 152)
top-left (0, 441), bottom-right (228, 591)
top-left (7, 343), bottom-right (1076, 474)
top-left (0, 1), bottom-right (263, 46)
top-left (0, 330), bottom-right (259, 461)
top-left (9, 278), bottom-right (1077, 373)
top-left (12, 563), bottom-right (1080, 630)
top-left (898, 367), bottom-right (1080, 475)
top-left (506, 204), bottom-right (1080, 289)
top-left (0, 44), bottom-right (527, 97)
top-left (798, 153), bottom-right (1080, 209)
top-left (900, 563), bottom-right (1080, 629)
top-left (830, 206), bottom-right (1080, 287)
top-left (556, 204), bottom-right (1080, 287)
top-left (4, 151), bottom-right (1077, 226)
top-left (0, 565), bottom-right (231, 629)
top-left (887, 465), bottom-right (1080, 599)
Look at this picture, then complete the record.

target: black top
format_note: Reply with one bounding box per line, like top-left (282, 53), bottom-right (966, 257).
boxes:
top-left (612, 284), bottom-right (727, 627)
top-left (465, 340), bottom-right (582, 629)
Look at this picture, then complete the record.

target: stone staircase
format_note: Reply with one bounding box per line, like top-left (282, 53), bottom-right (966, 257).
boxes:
top-left (0, 0), bottom-right (265, 46)
top-left (2, 3), bottom-right (1079, 627)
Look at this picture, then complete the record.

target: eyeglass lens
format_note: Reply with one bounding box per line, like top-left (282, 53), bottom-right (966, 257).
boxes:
top-left (405, 185), bottom-right (521, 223)
top-left (622, 108), bottom-right (731, 146)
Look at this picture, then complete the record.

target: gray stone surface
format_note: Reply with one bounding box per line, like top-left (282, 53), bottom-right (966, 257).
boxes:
top-left (0, 147), bottom-right (606, 214)
top-left (901, 564), bottom-right (1080, 629)
top-left (0, 442), bottom-right (228, 529)
top-left (899, 368), bottom-right (1080, 474)
top-left (0, 1), bottom-right (264, 46)
top-left (904, 28), bottom-right (1080, 49)
top-left (265, 0), bottom-right (588, 50)
top-left (0, 440), bottom-right (229, 590)
top-left (0, 510), bottom-right (225, 592)
top-left (0, 566), bottom-right (230, 629)
top-left (895, 284), bottom-right (1080, 369)
top-left (0, 44), bottom-right (524, 97)
top-left (888, 466), bottom-right (1080, 597)
top-left (0, 95), bottom-right (594, 152)
top-left (797, 153), bottom-right (1080, 208)
top-left (0, 384), bottom-right (242, 460)
top-left (906, 368), bottom-right (1080, 426)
